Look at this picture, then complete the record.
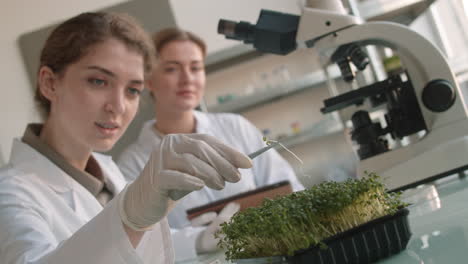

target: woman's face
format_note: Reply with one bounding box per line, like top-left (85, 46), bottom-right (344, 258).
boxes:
top-left (44, 38), bottom-right (145, 152)
top-left (148, 40), bottom-right (205, 113)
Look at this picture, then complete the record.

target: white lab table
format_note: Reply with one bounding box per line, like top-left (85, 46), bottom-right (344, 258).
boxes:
top-left (178, 174), bottom-right (468, 263)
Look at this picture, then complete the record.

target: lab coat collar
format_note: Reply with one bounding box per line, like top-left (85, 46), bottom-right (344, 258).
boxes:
top-left (9, 139), bottom-right (126, 196)
top-left (22, 124), bottom-right (106, 196)
top-left (9, 138), bottom-right (73, 193)
top-left (193, 110), bottom-right (210, 134)
top-left (93, 153), bottom-right (126, 195)
top-left (140, 119), bottom-right (160, 143)
top-left (142, 110), bottom-right (210, 140)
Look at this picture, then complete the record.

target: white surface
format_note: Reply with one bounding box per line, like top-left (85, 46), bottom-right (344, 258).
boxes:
top-left (305, 0), bottom-right (347, 13)
top-left (0, 0), bottom-right (127, 164)
top-left (296, 6), bottom-right (362, 46)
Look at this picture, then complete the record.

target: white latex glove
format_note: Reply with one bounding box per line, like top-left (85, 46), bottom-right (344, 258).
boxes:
top-left (119, 134), bottom-right (252, 231)
top-left (190, 212), bottom-right (218, 228)
top-left (195, 202), bottom-right (241, 254)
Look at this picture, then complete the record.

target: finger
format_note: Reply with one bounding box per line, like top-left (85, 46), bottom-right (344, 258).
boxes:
top-left (167, 153), bottom-right (227, 190)
top-left (186, 134), bottom-right (253, 169)
top-left (168, 190), bottom-right (190, 201)
top-left (190, 211), bottom-right (218, 227)
top-left (174, 138), bottom-right (242, 183)
top-left (218, 202), bottom-right (240, 219)
top-left (158, 170), bottom-right (205, 191)
top-left (183, 153), bottom-right (227, 189)
top-left (211, 203), bottom-right (241, 229)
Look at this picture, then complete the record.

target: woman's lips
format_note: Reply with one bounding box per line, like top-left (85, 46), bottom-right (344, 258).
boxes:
top-left (95, 122), bottom-right (119, 136)
top-left (176, 91), bottom-right (195, 97)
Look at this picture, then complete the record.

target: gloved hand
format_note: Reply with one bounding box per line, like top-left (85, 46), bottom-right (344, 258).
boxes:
top-left (190, 212), bottom-right (218, 228)
top-left (119, 134), bottom-right (252, 231)
top-left (195, 202), bottom-right (240, 254)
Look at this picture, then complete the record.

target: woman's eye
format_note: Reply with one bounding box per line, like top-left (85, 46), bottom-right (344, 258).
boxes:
top-left (192, 66), bottom-right (203, 72)
top-left (127, 87), bottom-right (142, 96)
top-left (164, 67), bottom-right (176, 73)
top-left (88, 78), bottom-right (107, 86)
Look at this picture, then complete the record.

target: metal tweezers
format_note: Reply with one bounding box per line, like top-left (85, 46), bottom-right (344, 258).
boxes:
top-left (248, 140), bottom-right (279, 159)
top-left (170, 141), bottom-right (280, 201)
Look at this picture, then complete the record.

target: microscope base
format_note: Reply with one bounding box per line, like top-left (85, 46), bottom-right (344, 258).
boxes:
top-left (358, 120), bottom-right (468, 191)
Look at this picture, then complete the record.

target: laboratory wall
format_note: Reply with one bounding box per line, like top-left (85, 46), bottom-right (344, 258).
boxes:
top-left (0, 0), bottom-right (128, 166)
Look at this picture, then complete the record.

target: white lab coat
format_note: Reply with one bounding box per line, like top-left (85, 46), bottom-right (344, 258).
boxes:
top-left (118, 111), bottom-right (303, 260)
top-left (0, 138), bottom-right (174, 264)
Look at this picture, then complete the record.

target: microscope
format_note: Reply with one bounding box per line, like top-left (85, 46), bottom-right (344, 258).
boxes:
top-left (218, 0), bottom-right (468, 191)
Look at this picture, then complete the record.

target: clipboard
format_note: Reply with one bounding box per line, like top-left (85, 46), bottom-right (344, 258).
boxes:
top-left (186, 180), bottom-right (293, 220)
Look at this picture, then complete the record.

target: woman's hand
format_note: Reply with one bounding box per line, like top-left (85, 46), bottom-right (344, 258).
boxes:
top-left (119, 134), bottom-right (252, 231)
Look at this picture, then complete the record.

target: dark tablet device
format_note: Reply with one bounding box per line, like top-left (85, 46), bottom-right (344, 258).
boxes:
top-left (186, 180), bottom-right (292, 220)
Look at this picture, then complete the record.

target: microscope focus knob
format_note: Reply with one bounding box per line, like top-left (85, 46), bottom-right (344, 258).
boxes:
top-left (422, 79), bottom-right (456, 112)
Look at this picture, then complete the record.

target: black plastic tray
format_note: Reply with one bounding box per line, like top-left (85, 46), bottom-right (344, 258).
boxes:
top-left (287, 208), bottom-right (411, 264)
top-left (233, 208), bottom-right (411, 264)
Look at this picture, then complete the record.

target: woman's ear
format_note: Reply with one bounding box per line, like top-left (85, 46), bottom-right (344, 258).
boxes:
top-left (37, 66), bottom-right (58, 102)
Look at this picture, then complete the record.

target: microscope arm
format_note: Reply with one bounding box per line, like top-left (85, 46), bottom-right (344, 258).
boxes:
top-left (297, 19), bottom-right (468, 130)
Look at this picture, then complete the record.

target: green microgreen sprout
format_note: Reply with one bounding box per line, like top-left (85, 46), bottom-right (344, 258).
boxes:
top-left (263, 137), bottom-right (303, 165)
top-left (262, 137), bottom-right (311, 180)
top-left (216, 172), bottom-right (408, 260)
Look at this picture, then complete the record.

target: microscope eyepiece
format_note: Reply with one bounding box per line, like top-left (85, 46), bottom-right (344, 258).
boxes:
top-left (217, 19), bottom-right (255, 43)
top-left (217, 9), bottom-right (299, 55)
top-left (217, 19), bottom-right (237, 38)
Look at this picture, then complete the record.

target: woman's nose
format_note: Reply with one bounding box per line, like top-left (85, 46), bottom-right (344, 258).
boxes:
top-left (105, 90), bottom-right (126, 114)
top-left (181, 67), bottom-right (194, 82)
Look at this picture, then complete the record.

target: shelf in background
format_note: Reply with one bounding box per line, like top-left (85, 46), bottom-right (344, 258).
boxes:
top-left (358, 0), bottom-right (435, 25)
top-left (207, 67), bottom-right (342, 113)
top-left (274, 114), bottom-right (344, 150)
top-left (205, 45), bottom-right (264, 74)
